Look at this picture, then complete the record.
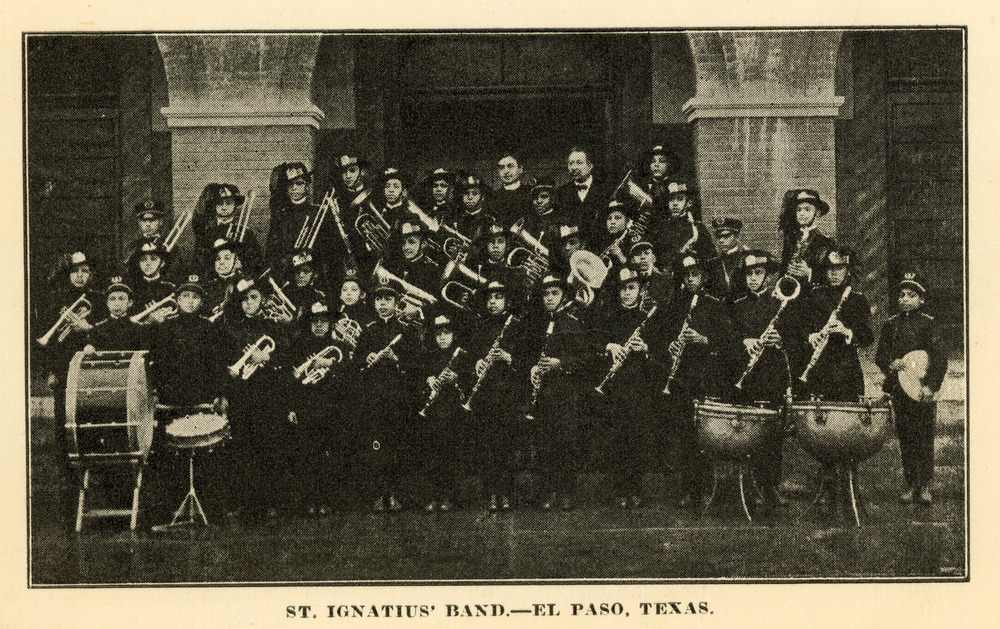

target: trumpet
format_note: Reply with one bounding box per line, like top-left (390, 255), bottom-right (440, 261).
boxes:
top-left (734, 276), bottom-right (801, 389)
top-left (228, 335), bottom-right (276, 380)
top-left (355, 200), bottom-right (391, 254)
top-left (36, 293), bottom-right (93, 346)
top-left (440, 258), bottom-right (488, 312)
top-left (418, 347), bottom-right (466, 418)
top-left (373, 261), bottom-right (438, 326)
top-left (799, 285), bottom-right (853, 383)
top-left (361, 333), bottom-right (403, 372)
top-left (163, 210), bottom-right (193, 253)
top-left (293, 344), bottom-right (344, 384)
top-left (226, 190), bottom-right (257, 243)
top-left (262, 276), bottom-right (297, 323)
top-left (462, 314), bottom-right (518, 412)
top-left (130, 293), bottom-right (178, 324)
top-left (508, 218), bottom-right (550, 284)
top-left (594, 305), bottom-right (657, 395)
top-left (662, 293), bottom-right (699, 395)
top-left (293, 194), bottom-right (330, 250)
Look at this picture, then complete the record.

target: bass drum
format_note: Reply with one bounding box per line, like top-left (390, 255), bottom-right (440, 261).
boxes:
top-left (790, 398), bottom-right (894, 464)
top-left (694, 399), bottom-right (780, 461)
top-left (65, 350), bottom-right (156, 462)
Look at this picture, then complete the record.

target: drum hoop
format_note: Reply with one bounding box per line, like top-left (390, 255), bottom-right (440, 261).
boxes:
top-left (696, 399), bottom-right (779, 417)
top-left (790, 401), bottom-right (892, 413)
top-left (126, 351), bottom-right (155, 456)
top-left (166, 413), bottom-right (229, 438)
top-left (64, 351), bottom-right (86, 456)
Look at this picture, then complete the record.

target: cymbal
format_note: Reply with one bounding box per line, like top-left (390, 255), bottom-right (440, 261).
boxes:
top-left (898, 349), bottom-right (929, 401)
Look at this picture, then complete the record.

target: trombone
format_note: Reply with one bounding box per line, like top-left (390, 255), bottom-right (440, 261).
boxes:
top-left (36, 293), bottom-right (93, 346)
top-left (226, 190), bottom-right (257, 243)
top-left (293, 344), bottom-right (344, 384)
top-left (130, 293), bottom-right (178, 324)
top-left (508, 218), bottom-right (550, 284)
top-left (405, 198), bottom-right (472, 262)
top-left (293, 193), bottom-right (331, 250)
top-left (440, 258), bottom-right (488, 312)
top-left (228, 335), bottom-right (276, 380)
top-left (163, 210), bottom-right (193, 253)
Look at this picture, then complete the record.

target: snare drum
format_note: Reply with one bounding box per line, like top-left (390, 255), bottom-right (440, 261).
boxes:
top-left (790, 398), bottom-right (893, 464)
top-left (65, 350), bottom-right (156, 462)
top-left (694, 399), bottom-right (779, 461)
top-left (165, 413), bottom-right (229, 450)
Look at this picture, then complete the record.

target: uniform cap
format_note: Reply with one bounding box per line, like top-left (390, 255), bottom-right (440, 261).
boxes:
top-left (484, 280), bottom-right (506, 295)
top-left (105, 275), bottom-right (132, 296)
top-left (456, 174), bottom-right (483, 191)
top-left (667, 181), bottom-right (689, 196)
top-left (178, 274), bottom-right (205, 296)
top-left (133, 199), bottom-right (164, 219)
top-left (68, 251), bottom-right (90, 267)
top-left (783, 189), bottom-right (830, 216)
top-left (400, 221), bottom-right (423, 237)
top-left (559, 224), bottom-right (581, 240)
top-left (284, 162), bottom-right (312, 183)
top-left (628, 240), bottom-right (654, 256)
top-left (291, 251), bottom-right (314, 268)
top-left (307, 301), bottom-right (331, 318)
top-left (432, 314), bottom-right (452, 329)
top-left (617, 266), bottom-right (641, 284)
top-left (898, 270), bottom-right (928, 296)
top-left (539, 273), bottom-right (565, 290)
top-left (530, 176), bottom-right (555, 195)
top-left (235, 278), bottom-right (256, 294)
top-left (741, 250), bottom-right (773, 270)
top-left (712, 216), bottom-right (743, 235)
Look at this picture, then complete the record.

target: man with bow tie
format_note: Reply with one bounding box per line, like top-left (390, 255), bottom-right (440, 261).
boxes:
top-left (555, 146), bottom-right (612, 248)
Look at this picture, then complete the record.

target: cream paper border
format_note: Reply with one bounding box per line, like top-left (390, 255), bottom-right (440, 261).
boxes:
top-left (0, 2), bottom-right (991, 628)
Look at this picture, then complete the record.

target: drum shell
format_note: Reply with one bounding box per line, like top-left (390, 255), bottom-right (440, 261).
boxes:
top-left (791, 400), bottom-right (893, 463)
top-left (694, 400), bottom-right (779, 461)
top-left (65, 351), bottom-right (155, 460)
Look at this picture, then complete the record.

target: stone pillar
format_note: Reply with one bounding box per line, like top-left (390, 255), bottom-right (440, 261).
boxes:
top-left (156, 34), bottom-right (324, 265)
top-left (684, 31), bottom-right (844, 255)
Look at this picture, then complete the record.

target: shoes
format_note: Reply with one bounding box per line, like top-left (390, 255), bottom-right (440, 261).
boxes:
top-left (318, 505), bottom-right (330, 516)
top-left (541, 493), bottom-right (557, 511)
top-left (439, 500), bottom-right (453, 512)
top-left (630, 496), bottom-right (642, 509)
top-left (617, 496), bottom-right (628, 510)
top-left (373, 496), bottom-right (385, 513)
top-left (899, 488), bottom-right (915, 503)
top-left (918, 487), bottom-right (933, 505)
top-left (500, 496), bottom-right (511, 511)
top-left (678, 494), bottom-right (694, 508)
top-left (388, 495), bottom-right (403, 512)
top-left (561, 497), bottom-right (573, 511)
top-left (488, 495), bottom-right (498, 512)
top-left (424, 501), bottom-right (438, 513)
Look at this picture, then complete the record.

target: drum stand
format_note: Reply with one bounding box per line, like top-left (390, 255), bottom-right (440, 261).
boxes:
top-left (702, 461), bottom-right (754, 522)
top-left (73, 457), bottom-right (144, 533)
top-left (799, 462), bottom-right (864, 527)
top-left (152, 451), bottom-right (209, 532)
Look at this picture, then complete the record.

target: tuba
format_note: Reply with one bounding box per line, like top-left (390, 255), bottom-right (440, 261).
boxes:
top-left (507, 218), bottom-right (550, 285)
top-left (261, 276), bottom-right (297, 323)
top-left (440, 258), bottom-right (489, 312)
top-left (228, 335), bottom-right (276, 380)
top-left (734, 275), bottom-right (801, 389)
top-left (36, 293), bottom-right (93, 346)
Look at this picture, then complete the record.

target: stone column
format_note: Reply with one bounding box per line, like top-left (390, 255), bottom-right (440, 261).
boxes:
top-left (684, 31), bottom-right (844, 255)
top-left (156, 34), bottom-right (324, 264)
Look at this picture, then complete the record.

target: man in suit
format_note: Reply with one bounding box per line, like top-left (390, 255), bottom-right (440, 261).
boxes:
top-left (555, 146), bottom-right (611, 247)
top-left (486, 151), bottom-right (532, 229)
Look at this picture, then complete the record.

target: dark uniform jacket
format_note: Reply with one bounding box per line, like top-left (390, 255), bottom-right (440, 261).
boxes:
top-left (131, 277), bottom-right (176, 316)
top-left (730, 288), bottom-right (798, 402)
top-left (87, 316), bottom-right (147, 352)
top-left (796, 282), bottom-right (873, 401)
top-left (267, 198), bottom-right (343, 279)
top-left (781, 228), bottom-right (836, 285)
top-left (38, 284), bottom-right (105, 377)
top-left (384, 253), bottom-right (441, 300)
top-left (593, 302), bottom-right (660, 401)
top-left (651, 215), bottom-right (717, 270)
top-left (202, 274), bottom-right (240, 321)
top-left (283, 283), bottom-right (328, 318)
top-left (512, 305), bottom-right (591, 419)
top-left (464, 311), bottom-right (523, 416)
top-left (416, 344), bottom-right (473, 421)
top-left (637, 266), bottom-right (674, 310)
top-left (876, 308), bottom-right (948, 397)
top-left (354, 316), bottom-right (420, 417)
top-left (148, 312), bottom-right (224, 406)
top-left (486, 185), bottom-right (532, 229)
top-left (714, 243), bottom-right (751, 299)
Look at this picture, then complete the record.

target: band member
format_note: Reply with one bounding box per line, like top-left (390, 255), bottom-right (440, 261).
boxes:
top-left (220, 277), bottom-right (288, 520)
top-left (122, 200), bottom-right (166, 263)
top-left (285, 302), bottom-right (353, 515)
top-left (513, 273), bottom-right (590, 510)
top-left (354, 284), bottom-right (420, 512)
top-left (876, 271), bottom-right (948, 505)
top-left (652, 181), bottom-right (716, 269)
top-left (282, 250), bottom-right (328, 317)
top-left (454, 174), bottom-right (492, 240)
top-left (638, 144), bottom-right (678, 210)
top-left (554, 224), bottom-right (587, 274)
top-left (487, 151), bottom-right (532, 228)
top-left (333, 268), bottom-right (375, 330)
top-left (417, 314), bottom-right (471, 512)
top-left (383, 221), bottom-right (441, 302)
top-left (333, 153), bottom-right (376, 269)
top-left (648, 254), bottom-right (736, 507)
top-left (471, 220), bottom-right (527, 309)
top-left (420, 167), bottom-right (458, 223)
top-left (378, 167), bottom-right (410, 227)
top-left (126, 239), bottom-right (176, 326)
top-left (595, 266), bottom-right (658, 508)
top-left (202, 238), bottom-right (245, 321)
top-left (266, 162), bottom-right (341, 281)
top-left (467, 281), bottom-right (521, 511)
top-left (511, 177), bottom-right (566, 257)
top-left (193, 183), bottom-right (262, 275)
top-left (629, 240), bottom-right (673, 310)
top-left (711, 216), bottom-right (749, 298)
top-left (779, 189), bottom-right (836, 286)
top-left (595, 200), bottom-right (633, 269)
top-left (38, 251), bottom-right (102, 529)
top-left (144, 274), bottom-right (227, 526)
top-left (554, 146), bottom-right (611, 246)
top-left (730, 251), bottom-right (798, 512)
top-left (84, 276), bottom-right (146, 352)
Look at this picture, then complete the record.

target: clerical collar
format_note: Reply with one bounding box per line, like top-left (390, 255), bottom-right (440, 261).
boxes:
top-left (110, 313), bottom-right (127, 320)
top-left (290, 196), bottom-right (308, 206)
top-left (379, 314), bottom-right (393, 324)
top-left (503, 181), bottom-right (522, 191)
top-left (622, 301), bottom-right (639, 310)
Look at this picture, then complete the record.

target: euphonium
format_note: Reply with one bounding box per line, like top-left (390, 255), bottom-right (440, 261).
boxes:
top-left (440, 258), bottom-right (488, 312)
top-left (354, 200), bottom-right (391, 254)
top-left (36, 293), bottom-right (93, 346)
top-left (372, 261), bottom-right (438, 326)
top-left (594, 305), bottom-right (657, 395)
top-left (261, 276), bottom-right (297, 322)
top-left (293, 344), bottom-right (344, 384)
top-left (507, 218), bottom-right (550, 284)
top-left (799, 285), bottom-right (853, 383)
top-left (662, 293), bottom-right (699, 395)
top-left (734, 276), bottom-right (801, 389)
top-left (228, 335), bottom-right (276, 380)
top-left (333, 315), bottom-right (362, 351)
top-left (130, 293), bottom-right (178, 324)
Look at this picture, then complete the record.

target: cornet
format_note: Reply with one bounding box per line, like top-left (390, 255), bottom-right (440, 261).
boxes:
top-left (440, 259), bottom-right (488, 312)
top-left (293, 344), bottom-right (344, 384)
top-left (130, 293), bottom-right (178, 324)
top-left (36, 293), bottom-right (93, 346)
top-left (163, 210), bottom-right (193, 253)
top-left (228, 335), bottom-right (276, 380)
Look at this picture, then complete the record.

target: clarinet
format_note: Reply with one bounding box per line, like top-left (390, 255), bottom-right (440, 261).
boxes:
top-left (594, 305), bottom-right (657, 395)
top-left (360, 333), bottom-right (403, 372)
top-left (662, 294), bottom-right (699, 395)
top-left (799, 285), bottom-right (853, 383)
top-left (418, 347), bottom-right (466, 418)
top-left (525, 319), bottom-right (557, 420)
top-left (462, 314), bottom-right (517, 412)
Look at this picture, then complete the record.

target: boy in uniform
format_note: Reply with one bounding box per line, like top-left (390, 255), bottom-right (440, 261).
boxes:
top-left (127, 239), bottom-right (176, 326)
top-left (711, 216), bottom-right (749, 298)
top-left (779, 189), bottom-right (836, 287)
top-left (193, 183), bottom-right (262, 275)
top-left (202, 238), bottom-right (246, 322)
top-left (84, 276), bottom-right (145, 352)
top-left (282, 250), bottom-right (328, 318)
top-left (876, 271), bottom-right (948, 505)
top-left (651, 181), bottom-right (716, 268)
top-left (628, 240), bottom-right (673, 310)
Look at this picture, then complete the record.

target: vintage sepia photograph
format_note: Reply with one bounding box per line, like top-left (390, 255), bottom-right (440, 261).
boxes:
top-left (24, 28), bottom-right (966, 585)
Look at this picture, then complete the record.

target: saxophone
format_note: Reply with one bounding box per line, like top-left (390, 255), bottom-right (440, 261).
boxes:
top-left (662, 294), bottom-right (699, 395)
